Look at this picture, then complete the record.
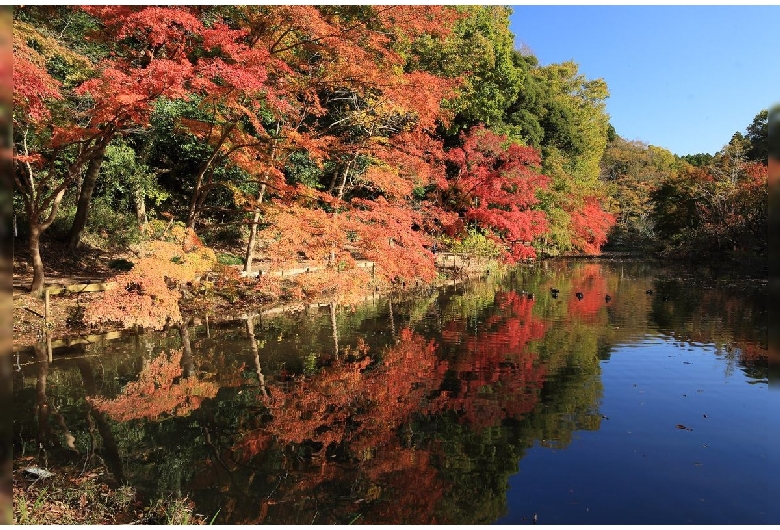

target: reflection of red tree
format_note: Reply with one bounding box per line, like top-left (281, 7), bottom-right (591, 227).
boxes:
top-left (226, 329), bottom-right (449, 523)
top-left (359, 439), bottom-right (447, 524)
top-left (672, 287), bottom-right (767, 367)
top-left (439, 291), bottom-right (549, 428)
top-left (566, 263), bottom-right (608, 323)
top-left (255, 330), bottom-right (446, 452)
top-left (89, 350), bottom-right (218, 422)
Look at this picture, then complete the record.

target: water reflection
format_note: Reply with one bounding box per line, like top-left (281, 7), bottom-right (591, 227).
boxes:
top-left (12, 260), bottom-right (768, 524)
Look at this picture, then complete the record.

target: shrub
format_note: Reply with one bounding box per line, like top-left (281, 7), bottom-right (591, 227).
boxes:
top-left (85, 228), bottom-right (217, 330)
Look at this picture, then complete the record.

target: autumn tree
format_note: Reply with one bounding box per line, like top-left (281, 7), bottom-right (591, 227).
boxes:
top-left (504, 57), bottom-right (615, 255)
top-left (443, 126), bottom-right (550, 262)
top-left (13, 7), bottom-right (196, 291)
top-left (402, 6), bottom-right (522, 134)
top-left (652, 158), bottom-right (767, 262)
top-left (599, 136), bottom-right (679, 249)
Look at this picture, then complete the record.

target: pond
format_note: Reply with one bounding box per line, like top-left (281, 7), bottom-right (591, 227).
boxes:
top-left (12, 259), bottom-right (772, 524)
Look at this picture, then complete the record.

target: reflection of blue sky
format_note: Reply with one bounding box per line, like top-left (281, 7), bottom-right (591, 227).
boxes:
top-left (498, 337), bottom-right (769, 524)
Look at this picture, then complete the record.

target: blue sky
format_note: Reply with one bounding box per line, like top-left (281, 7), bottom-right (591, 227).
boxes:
top-left (508, 5), bottom-right (780, 156)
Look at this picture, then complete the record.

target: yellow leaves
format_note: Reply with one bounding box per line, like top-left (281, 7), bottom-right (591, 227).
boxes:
top-left (13, 19), bottom-right (94, 83)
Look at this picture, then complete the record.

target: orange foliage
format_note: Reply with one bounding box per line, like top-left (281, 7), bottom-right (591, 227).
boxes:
top-left (85, 228), bottom-right (216, 330)
top-left (245, 329), bottom-right (445, 454)
top-left (568, 196), bottom-right (616, 255)
top-left (89, 350), bottom-right (218, 422)
top-left (259, 192), bottom-right (438, 288)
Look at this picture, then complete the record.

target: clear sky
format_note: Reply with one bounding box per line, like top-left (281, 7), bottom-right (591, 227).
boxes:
top-left (508, 5), bottom-right (780, 156)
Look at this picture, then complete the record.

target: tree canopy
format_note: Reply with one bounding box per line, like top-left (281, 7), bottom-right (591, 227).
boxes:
top-left (13, 5), bottom-right (765, 306)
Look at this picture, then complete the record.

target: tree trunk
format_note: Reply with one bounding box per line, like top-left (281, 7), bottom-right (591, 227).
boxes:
top-left (134, 185), bottom-right (147, 227)
top-left (244, 181), bottom-right (268, 274)
top-left (244, 207), bottom-right (263, 274)
top-left (67, 143), bottom-right (107, 253)
top-left (186, 123), bottom-right (237, 230)
top-left (336, 159), bottom-right (351, 200)
top-left (29, 225), bottom-right (45, 295)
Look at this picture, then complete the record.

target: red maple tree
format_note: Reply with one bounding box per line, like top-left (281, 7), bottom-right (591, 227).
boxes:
top-left (445, 126), bottom-right (551, 262)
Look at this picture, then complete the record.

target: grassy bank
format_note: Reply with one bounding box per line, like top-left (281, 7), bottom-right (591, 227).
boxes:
top-left (12, 461), bottom-right (210, 525)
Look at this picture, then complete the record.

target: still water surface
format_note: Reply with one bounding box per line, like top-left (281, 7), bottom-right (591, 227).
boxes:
top-left (13, 259), bottom-right (770, 524)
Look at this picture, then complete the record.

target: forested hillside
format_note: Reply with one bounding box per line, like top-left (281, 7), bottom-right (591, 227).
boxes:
top-left (13, 6), bottom-right (768, 326)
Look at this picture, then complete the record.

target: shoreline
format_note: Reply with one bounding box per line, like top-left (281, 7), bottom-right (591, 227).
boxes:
top-left (13, 250), bottom-right (766, 353)
top-left (12, 252), bottom-right (500, 352)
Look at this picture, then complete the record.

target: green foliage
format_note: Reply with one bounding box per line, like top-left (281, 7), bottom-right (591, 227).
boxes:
top-left (47, 197), bottom-right (141, 250)
top-left (285, 150), bottom-right (326, 189)
top-left (99, 139), bottom-right (168, 210)
top-left (405, 6), bottom-right (523, 132)
top-left (448, 229), bottom-right (504, 259)
top-left (217, 252), bottom-right (244, 266)
top-left (744, 109), bottom-right (768, 162)
top-left (599, 137), bottom-right (679, 249)
top-left (681, 153), bottom-right (714, 167)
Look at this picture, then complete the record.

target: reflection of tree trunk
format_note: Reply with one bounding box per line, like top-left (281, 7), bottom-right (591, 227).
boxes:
top-left (179, 324), bottom-right (194, 379)
top-left (76, 359), bottom-right (125, 484)
top-left (330, 302), bottom-right (339, 359)
top-left (245, 316), bottom-right (268, 397)
top-left (33, 343), bottom-right (54, 450)
top-left (388, 298), bottom-right (396, 341)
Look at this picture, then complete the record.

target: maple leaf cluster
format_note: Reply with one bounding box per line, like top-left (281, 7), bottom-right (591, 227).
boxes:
top-left (445, 126), bottom-right (551, 262)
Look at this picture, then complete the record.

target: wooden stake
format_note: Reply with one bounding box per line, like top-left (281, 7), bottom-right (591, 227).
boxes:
top-left (44, 288), bottom-right (50, 324)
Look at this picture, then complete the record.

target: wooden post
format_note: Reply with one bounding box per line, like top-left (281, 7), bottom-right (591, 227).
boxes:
top-left (44, 288), bottom-right (50, 325)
